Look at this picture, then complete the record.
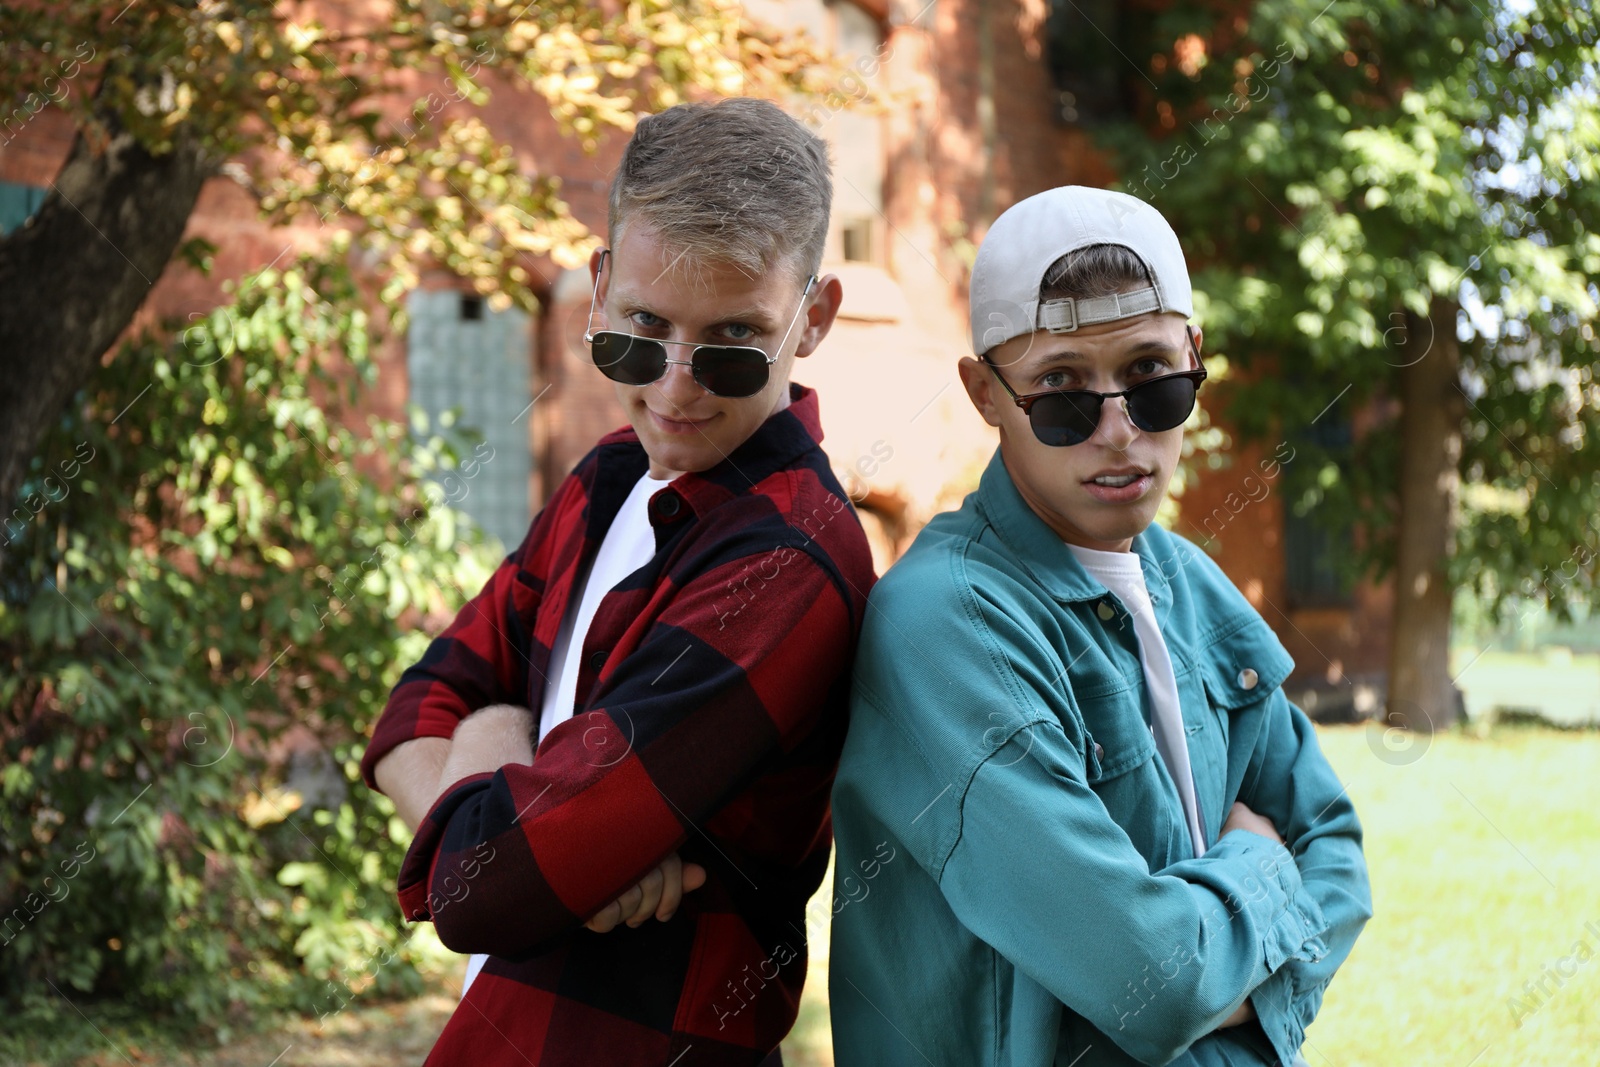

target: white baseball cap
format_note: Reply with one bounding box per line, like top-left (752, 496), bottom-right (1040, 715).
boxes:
top-left (968, 185), bottom-right (1194, 356)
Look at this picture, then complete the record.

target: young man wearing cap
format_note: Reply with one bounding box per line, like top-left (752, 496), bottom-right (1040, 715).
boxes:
top-left (828, 186), bottom-right (1371, 1067)
top-left (359, 97), bottom-right (875, 1065)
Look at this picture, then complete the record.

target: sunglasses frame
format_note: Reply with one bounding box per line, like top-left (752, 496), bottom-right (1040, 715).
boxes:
top-left (980, 326), bottom-right (1208, 445)
top-left (582, 248), bottom-right (818, 398)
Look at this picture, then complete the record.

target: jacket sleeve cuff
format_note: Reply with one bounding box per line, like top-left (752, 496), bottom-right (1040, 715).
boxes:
top-left (1210, 830), bottom-right (1331, 975)
top-left (1264, 874), bottom-right (1329, 974)
top-left (395, 770), bottom-right (496, 922)
top-left (1248, 965), bottom-right (1305, 1067)
top-left (1244, 851), bottom-right (1329, 1066)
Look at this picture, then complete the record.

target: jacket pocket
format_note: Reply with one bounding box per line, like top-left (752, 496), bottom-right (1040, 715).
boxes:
top-left (1080, 685), bottom-right (1157, 784)
top-left (1197, 616), bottom-right (1295, 715)
top-left (1078, 685), bottom-right (1174, 863)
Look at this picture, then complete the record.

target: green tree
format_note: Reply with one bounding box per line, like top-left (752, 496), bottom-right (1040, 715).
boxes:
top-left (0, 257), bottom-right (501, 1040)
top-left (1094, 0), bottom-right (1600, 731)
top-left (0, 0), bottom-right (839, 534)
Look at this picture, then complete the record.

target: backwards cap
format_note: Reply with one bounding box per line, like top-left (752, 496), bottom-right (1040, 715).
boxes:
top-left (968, 185), bottom-right (1193, 356)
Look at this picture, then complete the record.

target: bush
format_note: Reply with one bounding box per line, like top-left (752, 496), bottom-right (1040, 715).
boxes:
top-left (0, 256), bottom-right (499, 1039)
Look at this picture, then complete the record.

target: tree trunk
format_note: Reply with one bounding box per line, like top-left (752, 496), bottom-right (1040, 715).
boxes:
top-left (0, 108), bottom-right (213, 551)
top-left (1386, 296), bottom-right (1466, 733)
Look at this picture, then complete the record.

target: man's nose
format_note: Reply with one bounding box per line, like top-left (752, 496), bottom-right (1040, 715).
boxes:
top-left (1088, 394), bottom-right (1139, 451)
top-left (652, 346), bottom-right (707, 406)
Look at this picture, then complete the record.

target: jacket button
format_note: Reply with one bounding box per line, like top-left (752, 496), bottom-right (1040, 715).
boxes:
top-left (654, 492), bottom-right (681, 518)
top-left (588, 649), bottom-right (608, 673)
top-left (1093, 741), bottom-right (1104, 760)
top-left (1096, 601), bottom-right (1115, 621)
top-left (1238, 667), bottom-right (1259, 690)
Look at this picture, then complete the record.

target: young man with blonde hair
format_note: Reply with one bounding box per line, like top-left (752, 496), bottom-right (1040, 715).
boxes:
top-left (829, 186), bottom-right (1370, 1066)
top-left (361, 96), bottom-right (875, 1065)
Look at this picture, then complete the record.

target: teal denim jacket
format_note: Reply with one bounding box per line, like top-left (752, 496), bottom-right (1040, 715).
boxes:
top-left (829, 449), bottom-right (1372, 1067)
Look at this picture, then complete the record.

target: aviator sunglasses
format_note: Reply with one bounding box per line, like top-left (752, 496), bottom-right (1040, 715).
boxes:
top-left (980, 327), bottom-right (1208, 447)
top-left (583, 249), bottom-right (818, 399)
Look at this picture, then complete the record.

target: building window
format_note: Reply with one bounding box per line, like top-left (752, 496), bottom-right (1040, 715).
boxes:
top-left (0, 180), bottom-right (45, 235)
top-left (1284, 507), bottom-right (1354, 608)
top-left (405, 289), bottom-right (533, 553)
top-left (841, 217), bottom-right (874, 263)
top-left (1284, 410), bottom-right (1356, 608)
top-left (1046, 0), bottom-right (1135, 126)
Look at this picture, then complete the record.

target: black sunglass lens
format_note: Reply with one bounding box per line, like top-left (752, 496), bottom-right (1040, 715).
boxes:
top-left (591, 332), bottom-right (666, 386)
top-left (1027, 391), bottom-right (1103, 447)
top-left (1126, 375), bottom-right (1199, 433)
top-left (691, 347), bottom-right (770, 398)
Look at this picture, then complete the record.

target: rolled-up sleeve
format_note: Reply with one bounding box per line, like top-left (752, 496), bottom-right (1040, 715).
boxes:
top-left (357, 483), bottom-right (571, 791)
top-left (396, 535), bottom-right (855, 956)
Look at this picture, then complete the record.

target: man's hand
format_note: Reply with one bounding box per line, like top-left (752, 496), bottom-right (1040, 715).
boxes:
top-left (584, 852), bottom-right (707, 933)
top-left (1220, 801), bottom-right (1284, 848)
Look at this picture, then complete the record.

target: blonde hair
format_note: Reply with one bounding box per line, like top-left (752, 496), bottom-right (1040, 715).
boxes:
top-left (608, 97), bottom-right (832, 286)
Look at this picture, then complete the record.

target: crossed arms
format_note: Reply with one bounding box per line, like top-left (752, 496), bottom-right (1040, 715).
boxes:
top-left (364, 517), bottom-right (856, 955)
top-left (374, 711), bottom-right (704, 933)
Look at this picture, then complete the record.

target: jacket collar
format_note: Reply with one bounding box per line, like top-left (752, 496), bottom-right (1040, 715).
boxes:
top-left (974, 447), bottom-right (1177, 611)
top-left (592, 383), bottom-right (826, 522)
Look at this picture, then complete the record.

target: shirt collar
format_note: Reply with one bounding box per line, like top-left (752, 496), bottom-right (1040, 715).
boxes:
top-left (593, 383), bottom-right (827, 522)
top-left (974, 447), bottom-right (1176, 608)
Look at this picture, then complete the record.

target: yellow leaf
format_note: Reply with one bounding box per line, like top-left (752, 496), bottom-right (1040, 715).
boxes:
top-left (240, 787), bottom-right (303, 828)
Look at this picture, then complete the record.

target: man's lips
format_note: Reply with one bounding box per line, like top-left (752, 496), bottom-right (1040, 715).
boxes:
top-left (1082, 466), bottom-right (1154, 503)
top-left (646, 408), bottom-right (717, 435)
top-left (1084, 466), bottom-right (1149, 486)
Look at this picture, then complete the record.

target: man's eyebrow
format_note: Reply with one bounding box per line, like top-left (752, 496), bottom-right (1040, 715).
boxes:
top-left (710, 305), bottom-right (779, 326)
top-left (1027, 338), bottom-right (1182, 367)
top-left (611, 292), bottom-right (778, 328)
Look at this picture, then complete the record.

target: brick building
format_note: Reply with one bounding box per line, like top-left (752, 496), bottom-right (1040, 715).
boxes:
top-left (0, 0), bottom-right (1389, 699)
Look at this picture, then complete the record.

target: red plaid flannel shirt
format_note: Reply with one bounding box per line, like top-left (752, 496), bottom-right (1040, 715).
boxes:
top-left (359, 385), bottom-right (876, 1065)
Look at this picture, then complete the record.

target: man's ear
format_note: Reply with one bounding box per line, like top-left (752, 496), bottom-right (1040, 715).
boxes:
top-left (584, 248), bottom-right (612, 336)
top-left (958, 356), bottom-right (1005, 429)
top-left (792, 273), bottom-right (844, 360)
top-left (1188, 324), bottom-right (1204, 369)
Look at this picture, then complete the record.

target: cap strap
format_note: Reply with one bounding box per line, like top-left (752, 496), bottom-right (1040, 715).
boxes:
top-left (1037, 286), bottom-right (1163, 333)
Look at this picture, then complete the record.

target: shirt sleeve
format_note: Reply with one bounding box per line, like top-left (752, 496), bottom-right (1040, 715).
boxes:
top-left (357, 479), bottom-right (573, 792)
top-left (848, 568), bottom-right (1333, 1067)
top-left (394, 534), bottom-right (855, 956)
top-left (1234, 691), bottom-right (1374, 1067)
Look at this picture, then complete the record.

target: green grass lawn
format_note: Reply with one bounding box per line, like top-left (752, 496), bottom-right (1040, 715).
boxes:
top-left (11, 723), bottom-right (1598, 1066)
top-left (1297, 723), bottom-right (1600, 1067)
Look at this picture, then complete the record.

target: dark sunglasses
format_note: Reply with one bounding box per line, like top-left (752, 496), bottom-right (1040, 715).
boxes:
top-left (981, 329), bottom-right (1207, 447)
top-left (582, 249), bottom-right (817, 399)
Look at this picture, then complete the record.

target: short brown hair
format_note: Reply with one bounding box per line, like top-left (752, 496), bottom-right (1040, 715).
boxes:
top-left (608, 97), bottom-right (833, 285)
top-left (1039, 243), bottom-right (1153, 302)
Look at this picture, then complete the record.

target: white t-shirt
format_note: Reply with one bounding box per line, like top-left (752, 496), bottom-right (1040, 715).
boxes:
top-left (537, 470), bottom-right (673, 740)
top-left (462, 469), bottom-right (672, 999)
top-left (1066, 543), bottom-right (1207, 860)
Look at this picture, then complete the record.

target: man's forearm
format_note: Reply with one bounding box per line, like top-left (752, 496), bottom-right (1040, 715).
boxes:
top-left (374, 705), bottom-right (538, 833)
top-left (374, 736), bottom-right (452, 833)
top-left (434, 704), bottom-right (535, 796)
